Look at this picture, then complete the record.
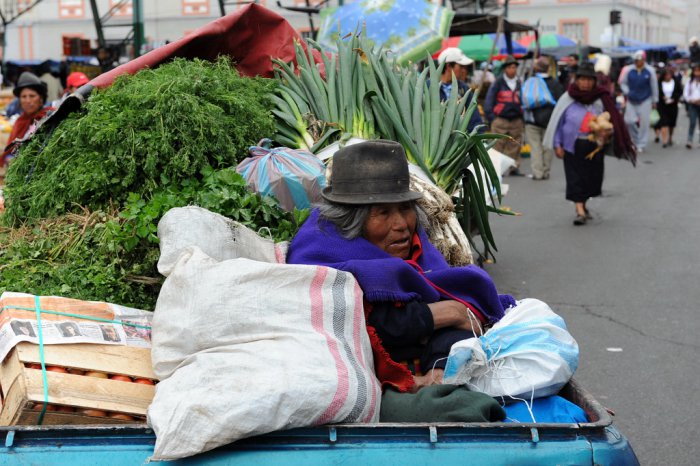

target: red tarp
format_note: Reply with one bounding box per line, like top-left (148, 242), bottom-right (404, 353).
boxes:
top-left (90, 3), bottom-right (321, 89)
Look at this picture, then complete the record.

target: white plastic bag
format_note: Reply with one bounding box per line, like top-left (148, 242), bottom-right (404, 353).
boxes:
top-left (157, 206), bottom-right (288, 277)
top-left (148, 247), bottom-right (380, 460)
top-left (443, 299), bottom-right (579, 399)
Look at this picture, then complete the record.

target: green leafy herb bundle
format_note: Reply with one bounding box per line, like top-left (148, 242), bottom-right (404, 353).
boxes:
top-left (4, 57), bottom-right (276, 224)
top-left (0, 167), bottom-right (307, 309)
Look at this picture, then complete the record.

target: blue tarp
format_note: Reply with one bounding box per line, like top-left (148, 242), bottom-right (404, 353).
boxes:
top-left (613, 37), bottom-right (677, 54)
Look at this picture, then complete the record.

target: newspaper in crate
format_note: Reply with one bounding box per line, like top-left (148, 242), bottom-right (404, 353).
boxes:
top-left (0, 291), bottom-right (152, 361)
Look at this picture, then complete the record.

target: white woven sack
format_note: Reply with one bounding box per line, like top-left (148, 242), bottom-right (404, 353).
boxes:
top-left (443, 298), bottom-right (579, 400)
top-left (148, 247), bottom-right (381, 460)
top-left (157, 206), bottom-right (288, 277)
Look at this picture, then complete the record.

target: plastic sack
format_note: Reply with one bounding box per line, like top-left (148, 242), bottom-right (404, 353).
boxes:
top-left (443, 298), bottom-right (579, 399)
top-left (236, 138), bottom-right (326, 212)
top-left (156, 206), bottom-right (287, 277)
top-left (148, 249), bottom-right (380, 459)
top-left (521, 76), bottom-right (556, 110)
top-left (649, 109), bottom-right (660, 127)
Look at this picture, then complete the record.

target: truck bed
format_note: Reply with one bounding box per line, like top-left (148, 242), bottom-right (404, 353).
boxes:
top-left (0, 379), bottom-right (639, 465)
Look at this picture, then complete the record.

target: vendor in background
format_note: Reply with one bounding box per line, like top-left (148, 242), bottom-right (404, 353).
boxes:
top-left (431, 47), bottom-right (483, 133)
top-left (484, 55), bottom-right (525, 176)
top-left (52, 72), bottom-right (90, 107)
top-left (2, 72), bottom-right (54, 166)
top-left (544, 62), bottom-right (635, 225)
top-left (287, 140), bottom-right (515, 394)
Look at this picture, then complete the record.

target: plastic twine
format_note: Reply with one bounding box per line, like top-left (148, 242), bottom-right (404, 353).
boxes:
top-left (33, 295), bottom-right (49, 426)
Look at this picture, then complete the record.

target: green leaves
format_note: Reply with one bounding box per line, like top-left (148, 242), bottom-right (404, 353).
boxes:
top-left (3, 57), bottom-right (277, 225)
top-left (0, 168), bottom-right (307, 310)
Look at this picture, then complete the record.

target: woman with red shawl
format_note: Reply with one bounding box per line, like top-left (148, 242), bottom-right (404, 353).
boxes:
top-left (2, 72), bottom-right (54, 166)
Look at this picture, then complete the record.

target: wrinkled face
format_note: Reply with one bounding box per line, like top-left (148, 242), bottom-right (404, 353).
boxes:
top-left (363, 202), bottom-right (417, 259)
top-left (576, 76), bottom-right (596, 92)
top-left (504, 63), bottom-right (517, 79)
top-left (19, 88), bottom-right (42, 115)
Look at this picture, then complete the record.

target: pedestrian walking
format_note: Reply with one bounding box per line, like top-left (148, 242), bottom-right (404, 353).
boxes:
top-left (689, 37), bottom-right (700, 65)
top-left (656, 68), bottom-right (682, 148)
top-left (543, 62), bottom-right (636, 225)
top-left (522, 56), bottom-right (564, 180)
top-left (683, 63), bottom-right (700, 149)
top-left (619, 50), bottom-right (658, 153)
top-left (485, 55), bottom-right (525, 176)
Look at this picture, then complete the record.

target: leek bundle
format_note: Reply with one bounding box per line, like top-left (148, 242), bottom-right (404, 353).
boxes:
top-left (272, 35), bottom-right (511, 260)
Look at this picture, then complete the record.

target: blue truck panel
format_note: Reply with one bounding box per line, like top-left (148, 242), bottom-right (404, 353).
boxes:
top-left (0, 381), bottom-right (639, 465)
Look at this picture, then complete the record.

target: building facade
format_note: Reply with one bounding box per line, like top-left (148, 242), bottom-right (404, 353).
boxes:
top-left (3, 0), bottom-right (328, 61)
top-left (503, 0), bottom-right (690, 48)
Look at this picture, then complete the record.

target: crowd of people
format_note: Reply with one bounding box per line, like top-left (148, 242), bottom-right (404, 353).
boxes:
top-left (433, 41), bottom-right (700, 225)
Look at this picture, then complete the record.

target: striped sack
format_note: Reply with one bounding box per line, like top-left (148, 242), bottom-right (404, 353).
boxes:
top-left (149, 247), bottom-right (380, 461)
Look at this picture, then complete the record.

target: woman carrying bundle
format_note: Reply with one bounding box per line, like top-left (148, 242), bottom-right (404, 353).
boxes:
top-left (544, 62), bottom-right (636, 226)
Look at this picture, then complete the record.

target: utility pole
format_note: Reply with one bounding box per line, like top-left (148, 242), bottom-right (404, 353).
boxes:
top-left (133, 0), bottom-right (144, 58)
top-left (503, 0), bottom-right (513, 56)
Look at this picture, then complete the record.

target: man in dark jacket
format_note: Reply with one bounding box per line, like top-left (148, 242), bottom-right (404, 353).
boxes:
top-left (690, 37), bottom-right (700, 65)
top-left (523, 57), bottom-right (564, 180)
top-left (433, 47), bottom-right (484, 133)
top-left (485, 55), bottom-right (524, 175)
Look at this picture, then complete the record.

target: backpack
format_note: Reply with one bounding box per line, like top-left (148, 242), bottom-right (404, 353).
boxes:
top-left (521, 75), bottom-right (556, 110)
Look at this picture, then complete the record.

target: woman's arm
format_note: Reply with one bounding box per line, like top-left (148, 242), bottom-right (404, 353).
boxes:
top-left (427, 301), bottom-right (482, 333)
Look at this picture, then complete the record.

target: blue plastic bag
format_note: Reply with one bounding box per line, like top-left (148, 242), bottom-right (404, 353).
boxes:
top-left (521, 75), bottom-right (556, 110)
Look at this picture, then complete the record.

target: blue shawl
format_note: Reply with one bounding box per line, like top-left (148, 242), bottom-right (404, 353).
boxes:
top-left (287, 210), bottom-right (514, 323)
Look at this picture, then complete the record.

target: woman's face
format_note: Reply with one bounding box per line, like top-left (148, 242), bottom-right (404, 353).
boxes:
top-left (693, 68), bottom-right (700, 79)
top-left (576, 76), bottom-right (596, 92)
top-left (363, 202), bottom-right (417, 259)
top-left (19, 88), bottom-right (43, 115)
top-left (662, 72), bottom-right (672, 82)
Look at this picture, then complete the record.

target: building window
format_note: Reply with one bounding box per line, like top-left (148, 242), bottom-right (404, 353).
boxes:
top-left (559, 19), bottom-right (588, 43)
top-left (59, 0), bottom-right (85, 19)
top-left (182, 0), bottom-right (210, 15)
top-left (109, 0), bottom-right (132, 17)
top-left (17, 0), bottom-right (33, 12)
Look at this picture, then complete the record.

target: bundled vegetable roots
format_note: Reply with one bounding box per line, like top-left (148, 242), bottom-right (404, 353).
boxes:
top-left (4, 57), bottom-right (277, 224)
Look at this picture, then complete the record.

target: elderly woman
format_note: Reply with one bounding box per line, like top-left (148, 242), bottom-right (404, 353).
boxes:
top-left (287, 140), bottom-right (515, 393)
top-left (544, 62), bottom-right (635, 225)
top-left (2, 71), bottom-right (54, 166)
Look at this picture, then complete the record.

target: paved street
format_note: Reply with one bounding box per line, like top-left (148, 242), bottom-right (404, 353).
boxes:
top-left (483, 119), bottom-right (700, 466)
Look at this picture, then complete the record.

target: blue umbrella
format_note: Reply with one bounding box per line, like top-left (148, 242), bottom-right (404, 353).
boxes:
top-left (317, 0), bottom-right (454, 64)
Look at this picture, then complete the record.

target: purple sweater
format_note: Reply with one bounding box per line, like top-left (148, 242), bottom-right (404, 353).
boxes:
top-left (553, 100), bottom-right (603, 154)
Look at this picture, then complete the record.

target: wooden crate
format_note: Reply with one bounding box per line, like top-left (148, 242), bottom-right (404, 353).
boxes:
top-left (0, 342), bottom-right (157, 426)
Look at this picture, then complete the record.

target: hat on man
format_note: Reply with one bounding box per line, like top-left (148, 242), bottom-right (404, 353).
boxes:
top-left (503, 55), bottom-right (518, 67)
top-left (13, 71), bottom-right (47, 100)
top-left (322, 140), bottom-right (423, 205)
top-left (633, 50), bottom-right (646, 61)
top-left (66, 72), bottom-right (90, 88)
top-left (690, 36), bottom-right (698, 45)
top-left (438, 47), bottom-right (474, 66)
top-left (575, 61), bottom-right (597, 79)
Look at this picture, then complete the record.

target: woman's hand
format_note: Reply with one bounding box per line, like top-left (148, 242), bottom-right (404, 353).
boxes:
top-left (427, 300), bottom-right (483, 334)
top-left (555, 147), bottom-right (565, 159)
